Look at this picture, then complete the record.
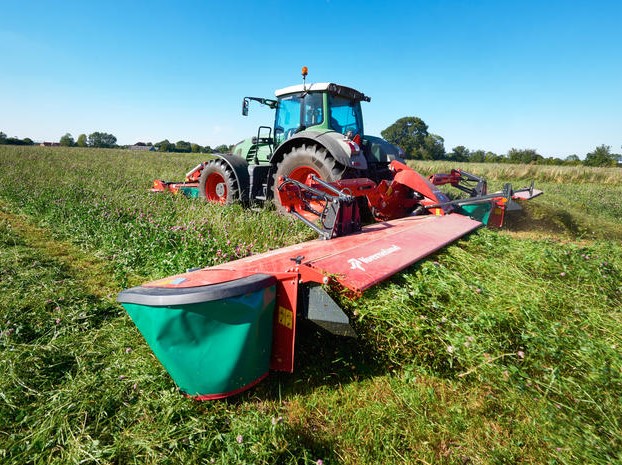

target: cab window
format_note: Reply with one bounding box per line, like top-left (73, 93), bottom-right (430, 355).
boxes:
top-left (275, 95), bottom-right (300, 145)
top-left (302, 93), bottom-right (323, 128)
top-left (329, 95), bottom-right (362, 135)
top-left (275, 93), bottom-right (324, 145)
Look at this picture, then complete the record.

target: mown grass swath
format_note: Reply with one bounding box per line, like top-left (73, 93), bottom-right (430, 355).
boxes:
top-left (0, 145), bottom-right (620, 464)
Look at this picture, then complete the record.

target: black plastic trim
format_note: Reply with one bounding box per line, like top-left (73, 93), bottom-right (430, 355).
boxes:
top-left (117, 273), bottom-right (277, 307)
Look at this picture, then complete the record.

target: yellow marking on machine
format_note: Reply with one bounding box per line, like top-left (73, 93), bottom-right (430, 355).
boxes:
top-left (278, 306), bottom-right (293, 329)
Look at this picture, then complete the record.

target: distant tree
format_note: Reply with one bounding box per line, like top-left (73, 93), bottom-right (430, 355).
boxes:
top-left (584, 145), bottom-right (617, 167)
top-left (22, 138), bottom-right (34, 145)
top-left (5, 136), bottom-right (28, 145)
top-left (381, 116), bottom-right (429, 159)
top-left (419, 134), bottom-right (445, 160)
top-left (484, 151), bottom-right (501, 163)
top-left (175, 140), bottom-right (191, 153)
top-left (214, 144), bottom-right (231, 153)
top-left (88, 132), bottom-right (117, 148)
top-left (76, 134), bottom-right (88, 147)
top-left (468, 149), bottom-right (485, 162)
top-left (507, 148), bottom-right (543, 164)
top-left (542, 157), bottom-right (564, 165)
top-left (60, 133), bottom-right (75, 147)
top-left (202, 145), bottom-right (213, 153)
top-left (448, 145), bottom-right (470, 162)
top-left (156, 139), bottom-right (171, 152)
top-left (564, 154), bottom-right (581, 165)
top-left (191, 143), bottom-right (202, 153)
top-left (0, 132), bottom-right (6, 144)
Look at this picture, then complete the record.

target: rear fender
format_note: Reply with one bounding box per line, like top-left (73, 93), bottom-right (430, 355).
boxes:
top-left (271, 130), bottom-right (368, 171)
top-left (363, 135), bottom-right (405, 164)
top-left (211, 154), bottom-right (250, 202)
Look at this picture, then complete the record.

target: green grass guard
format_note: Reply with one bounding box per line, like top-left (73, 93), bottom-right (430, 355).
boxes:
top-left (118, 273), bottom-right (277, 400)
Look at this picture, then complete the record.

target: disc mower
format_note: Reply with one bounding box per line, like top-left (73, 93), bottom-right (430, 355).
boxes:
top-left (120, 69), bottom-right (542, 400)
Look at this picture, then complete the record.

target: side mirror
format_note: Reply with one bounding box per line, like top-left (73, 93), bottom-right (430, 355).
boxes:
top-left (242, 98), bottom-right (249, 116)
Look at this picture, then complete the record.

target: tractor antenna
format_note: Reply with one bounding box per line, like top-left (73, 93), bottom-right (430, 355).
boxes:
top-left (301, 66), bottom-right (308, 91)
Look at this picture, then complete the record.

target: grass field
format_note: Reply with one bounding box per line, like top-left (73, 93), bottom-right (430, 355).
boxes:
top-left (0, 146), bottom-right (620, 464)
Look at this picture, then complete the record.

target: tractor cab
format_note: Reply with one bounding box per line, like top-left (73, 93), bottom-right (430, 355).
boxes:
top-left (272, 82), bottom-right (367, 146)
top-left (236, 81), bottom-right (369, 164)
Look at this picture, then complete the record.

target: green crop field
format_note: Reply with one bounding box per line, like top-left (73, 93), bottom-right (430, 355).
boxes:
top-left (0, 145), bottom-right (620, 464)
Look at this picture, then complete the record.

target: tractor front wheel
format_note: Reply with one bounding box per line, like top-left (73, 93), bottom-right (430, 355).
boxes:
top-left (199, 159), bottom-right (239, 204)
top-left (273, 144), bottom-right (344, 213)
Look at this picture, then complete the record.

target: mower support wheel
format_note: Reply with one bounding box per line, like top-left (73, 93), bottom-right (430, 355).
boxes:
top-left (199, 159), bottom-right (239, 204)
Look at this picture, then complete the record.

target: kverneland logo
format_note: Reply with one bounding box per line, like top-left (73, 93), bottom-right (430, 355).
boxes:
top-left (348, 245), bottom-right (401, 271)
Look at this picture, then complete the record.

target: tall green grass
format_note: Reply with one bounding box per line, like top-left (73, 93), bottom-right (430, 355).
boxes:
top-left (0, 146), bottom-right (314, 284)
top-left (408, 160), bottom-right (622, 240)
top-left (408, 160), bottom-right (622, 185)
top-left (0, 146), bottom-right (620, 464)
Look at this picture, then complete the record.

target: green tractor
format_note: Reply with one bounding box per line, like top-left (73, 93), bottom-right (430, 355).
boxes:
top-left (191, 68), bottom-right (405, 207)
top-left (152, 68), bottom-right (404, 206)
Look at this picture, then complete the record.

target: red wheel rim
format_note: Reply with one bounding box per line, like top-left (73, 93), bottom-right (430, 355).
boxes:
top-left (285, 165), bottom-right (325, 221)
top-left (204, 172), bottom-right (227, 203)
top-left (288, 165), bottom-right (320, 183)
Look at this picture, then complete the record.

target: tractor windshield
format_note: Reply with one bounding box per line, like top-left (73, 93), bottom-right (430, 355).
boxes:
top-left (328, 95), bottom-right (363, 136)
top-left (274, 92), bottom-right (324, 145)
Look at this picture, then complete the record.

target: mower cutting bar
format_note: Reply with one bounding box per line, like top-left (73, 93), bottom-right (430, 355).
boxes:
top-left (302, 213), bottom-right (481, 294)
top-left (151, 180), bottom-right (200, 196)
top-left (424, 184), bottom-right (511, 210)
top-left (199, 213), bottom-right (482, 294)
top-left (511, 182), bottom-right (543, 201)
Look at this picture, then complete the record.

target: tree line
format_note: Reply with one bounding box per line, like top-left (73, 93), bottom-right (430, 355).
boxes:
top-left (380, 116), bottom-right (621, 168)
top-left (150, 139), bottom-right (232, 154)
top-left (2, 119), bottom-right (620, 167)
top-left (0, 131), bottom-right (118, 149)
top-left (0, 131), bottom-right (231, 154)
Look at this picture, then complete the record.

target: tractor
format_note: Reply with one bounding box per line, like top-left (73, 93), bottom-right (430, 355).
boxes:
top-left (154, 67), bottom-right (405, 211)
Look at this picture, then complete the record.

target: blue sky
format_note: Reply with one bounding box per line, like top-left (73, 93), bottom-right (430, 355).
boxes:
top-left (1, 0), bottom-right (620, 158)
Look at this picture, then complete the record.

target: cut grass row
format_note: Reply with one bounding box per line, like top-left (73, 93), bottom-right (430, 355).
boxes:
top-left (0, 146), bottom-right (621, 464)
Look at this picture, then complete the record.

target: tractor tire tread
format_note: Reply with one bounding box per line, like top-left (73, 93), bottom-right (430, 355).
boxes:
top-left (199, 159), bottom-right (240, 204)
top-left (272, 143), bottom-right (345, 211)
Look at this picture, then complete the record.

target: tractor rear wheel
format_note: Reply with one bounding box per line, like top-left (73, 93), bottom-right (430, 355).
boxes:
top-left (273, 144), bottom-right (345, 213)
top-left (199, 159), bottom-right (239, 204)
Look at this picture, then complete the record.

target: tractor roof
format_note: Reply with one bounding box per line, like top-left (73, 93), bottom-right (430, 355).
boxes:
top-left (275, 82), bottom-right (371, 102)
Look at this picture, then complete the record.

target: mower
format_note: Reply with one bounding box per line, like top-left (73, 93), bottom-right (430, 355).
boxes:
top-left (119, 69), bottom-right (542, 400)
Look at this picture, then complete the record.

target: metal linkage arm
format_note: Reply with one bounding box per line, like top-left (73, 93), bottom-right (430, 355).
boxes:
top-left (430, 169), bottom-right (488, 197)
top-left (276, 176), bottom-right (361, 240)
